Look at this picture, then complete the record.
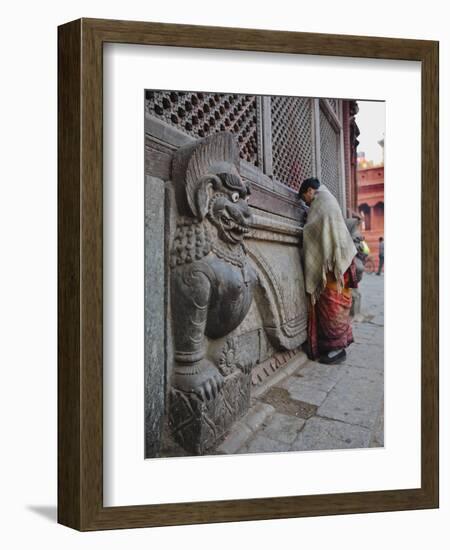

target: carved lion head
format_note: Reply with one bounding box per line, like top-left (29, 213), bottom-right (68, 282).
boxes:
top-left (173, 132), bottom-right (252, 245)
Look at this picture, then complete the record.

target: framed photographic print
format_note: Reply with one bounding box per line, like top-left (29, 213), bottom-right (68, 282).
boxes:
top-left (58, 18), bottom-right (439, 530)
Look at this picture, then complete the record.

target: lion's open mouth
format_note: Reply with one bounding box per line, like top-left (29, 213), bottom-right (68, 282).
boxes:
top-left (220, 214), bottom-right (249, 241)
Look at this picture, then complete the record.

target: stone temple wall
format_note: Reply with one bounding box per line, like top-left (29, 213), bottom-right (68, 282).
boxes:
top-left (144, 92), bottom-right (350, 457)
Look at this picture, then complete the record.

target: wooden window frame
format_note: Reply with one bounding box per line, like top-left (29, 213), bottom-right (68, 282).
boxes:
top-left (58, 18), bottom-right (439, 530)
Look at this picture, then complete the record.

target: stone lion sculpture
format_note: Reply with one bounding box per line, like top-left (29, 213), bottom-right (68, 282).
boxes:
top-left (168, 132), bottom-right (257, 453)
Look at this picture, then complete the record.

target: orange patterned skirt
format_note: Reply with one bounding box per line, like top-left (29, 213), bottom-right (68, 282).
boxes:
top-left (306, 262), bottom-right (357, 361)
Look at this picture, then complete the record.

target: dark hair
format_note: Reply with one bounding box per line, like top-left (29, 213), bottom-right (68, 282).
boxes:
top-left (299, 177), bottom-right (320, 196)
top-left (379, 236), bottom-right (384, 241)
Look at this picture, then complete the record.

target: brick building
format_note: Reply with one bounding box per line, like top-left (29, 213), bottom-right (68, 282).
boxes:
top-left (357, 155), bottom-right (385, 270)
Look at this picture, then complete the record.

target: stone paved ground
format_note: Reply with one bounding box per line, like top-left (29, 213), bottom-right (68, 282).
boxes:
top-left (217, 273), bottom-right (384, 455)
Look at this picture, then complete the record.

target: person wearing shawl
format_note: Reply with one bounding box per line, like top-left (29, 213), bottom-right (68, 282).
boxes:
top-left (299, 178), bottom-right (358, 364)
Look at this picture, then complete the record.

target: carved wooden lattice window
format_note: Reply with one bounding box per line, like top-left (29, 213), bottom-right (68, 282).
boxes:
top-left (327, 98), bottom-right (338, 113)
top-left (145, 91), bottom-right (259, 166)
top-left (145, 91), bottom-right (346, 210)
top-left (319, 108), bottom-right (342, 205)
top-left (270, 97), bottom-right (314, 191)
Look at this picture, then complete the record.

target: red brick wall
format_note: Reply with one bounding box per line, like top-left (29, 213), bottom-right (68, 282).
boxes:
top-left (357, 166), bottom-right (384, 270)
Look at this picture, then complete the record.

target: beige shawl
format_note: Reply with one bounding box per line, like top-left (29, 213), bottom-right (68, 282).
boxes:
top-left (303, 186), bottom-right (357, 303)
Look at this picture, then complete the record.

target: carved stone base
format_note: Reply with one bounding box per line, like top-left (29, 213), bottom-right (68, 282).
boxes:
top-left (168, 369), bottom-right (251, 455)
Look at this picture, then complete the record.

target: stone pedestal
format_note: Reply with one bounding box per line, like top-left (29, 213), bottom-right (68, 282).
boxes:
top-left (168, 369), bottom-right (251, 455)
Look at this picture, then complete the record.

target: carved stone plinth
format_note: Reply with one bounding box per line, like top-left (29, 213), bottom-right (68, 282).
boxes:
top-left (169, 369), bottom-right (251, 455)
top-left (346, 217), bottom-right (365, 318)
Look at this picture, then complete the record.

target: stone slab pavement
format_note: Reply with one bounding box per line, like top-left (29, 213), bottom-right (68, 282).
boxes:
top-left (217, 273), bottom-right (384, 455)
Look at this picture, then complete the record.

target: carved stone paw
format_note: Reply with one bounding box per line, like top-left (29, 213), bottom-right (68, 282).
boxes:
top-left (236, 358), bottom-right (253, 375)
top-left (173, 360), bottom-right (224, 401)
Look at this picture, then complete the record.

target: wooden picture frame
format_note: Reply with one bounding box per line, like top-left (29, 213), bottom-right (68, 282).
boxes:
top-left (58, 18), bottom-right (439, 531)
